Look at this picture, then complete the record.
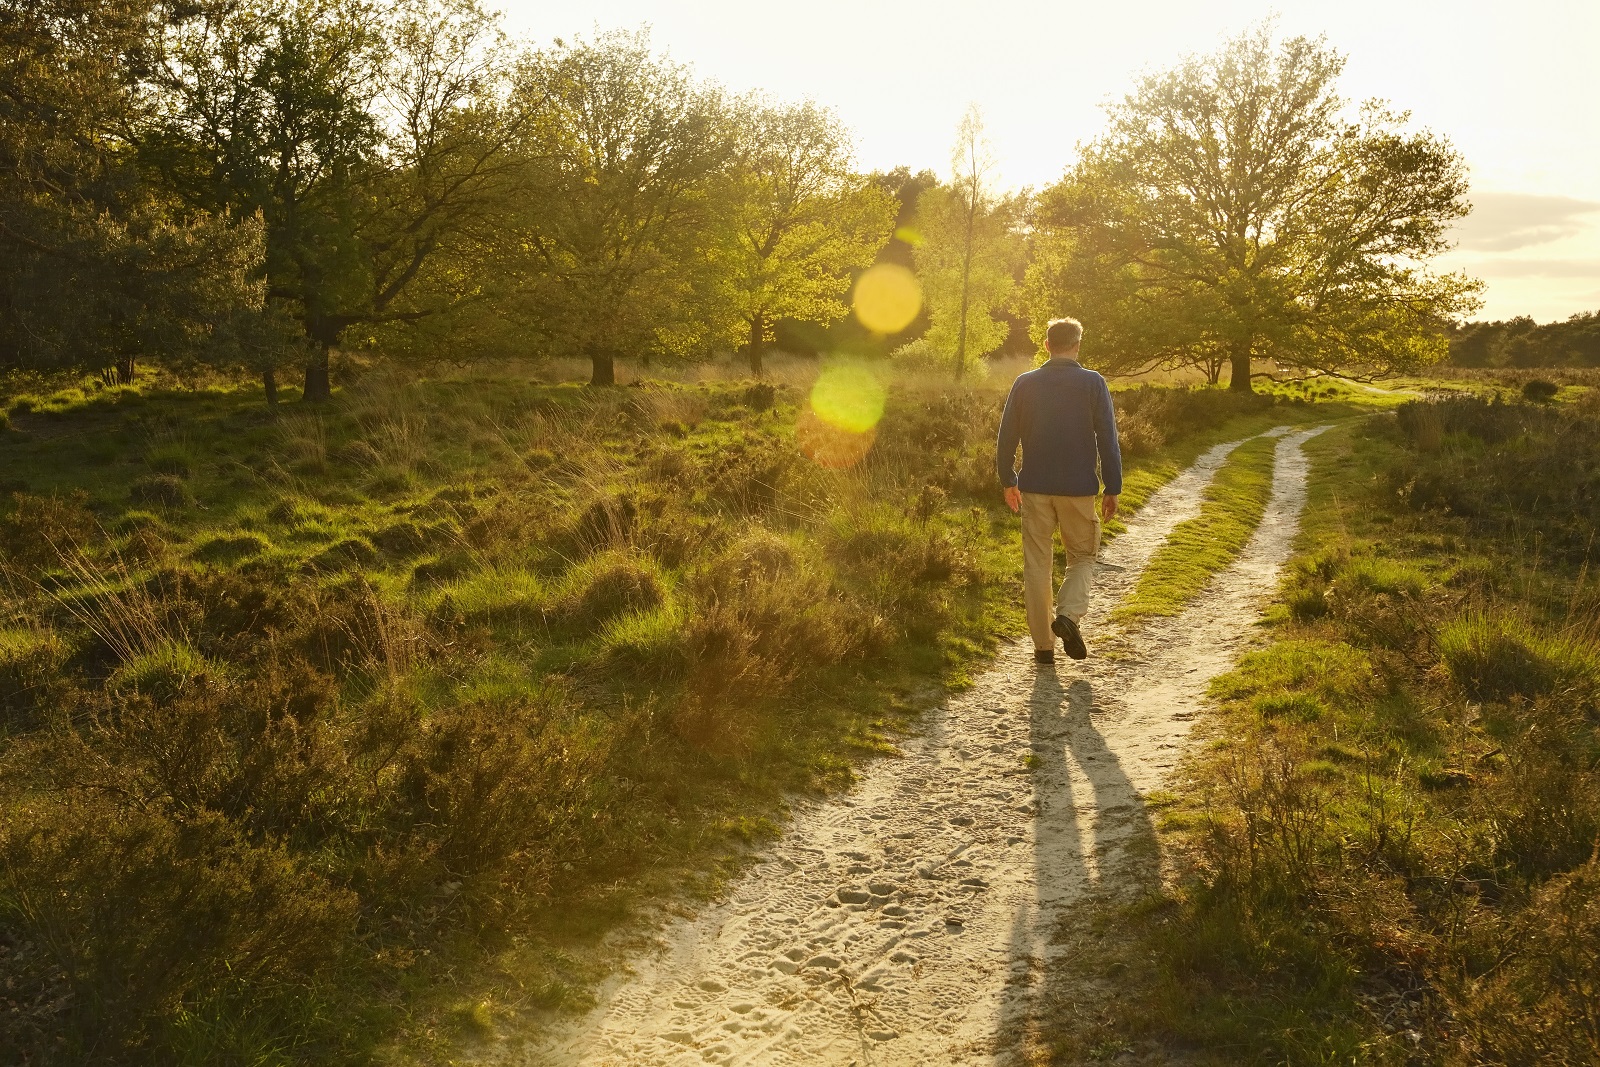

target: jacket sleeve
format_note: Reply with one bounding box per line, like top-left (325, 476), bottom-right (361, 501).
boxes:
top-left (995, 379), bottom-right (1024, 488)
top-left (1092, 379), bottom-right (1123, 495)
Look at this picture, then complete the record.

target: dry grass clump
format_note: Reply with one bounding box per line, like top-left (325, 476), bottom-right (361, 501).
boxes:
top-left (190, 530), bottom-right (270, 564)
top-left (1437, 612), bottom-right (1599, 703)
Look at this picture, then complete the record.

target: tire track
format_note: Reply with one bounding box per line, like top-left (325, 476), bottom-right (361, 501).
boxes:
top-left (508, 425), bottom-right (1331, 1067)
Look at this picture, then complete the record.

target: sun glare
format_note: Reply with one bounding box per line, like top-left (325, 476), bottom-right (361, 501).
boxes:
top-left (809, 362), bottom-right (886, 434)
top-left (797, 362), bottom-right (888, 468)
top-left (852, 263), bottom-right (921, 334)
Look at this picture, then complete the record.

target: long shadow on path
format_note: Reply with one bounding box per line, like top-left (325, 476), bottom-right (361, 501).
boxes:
top-left (992, 666), bottom-right (1162, 1060)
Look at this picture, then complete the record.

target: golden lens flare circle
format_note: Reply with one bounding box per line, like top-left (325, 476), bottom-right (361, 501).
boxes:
top-left (809, 363), bottom-right (886, 434)
top-left (796, 409), bottom-right (876, 469)
top-left (852, 263), bottom-right (921, 335)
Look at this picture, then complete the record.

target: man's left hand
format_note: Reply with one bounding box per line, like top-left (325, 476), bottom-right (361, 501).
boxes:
top-left (1101, 494), bottom-right (1119, 522)
top-left (1004, 486), bottom-right (1021, 513)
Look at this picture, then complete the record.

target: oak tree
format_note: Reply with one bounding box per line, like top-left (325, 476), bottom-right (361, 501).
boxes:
top-left (510, 31), bottom-right (730, 386)
top-left (1026, 27), bottom-right (1480, 390)
top-left (725, 99), bottom-right (894, 376)
top-left (144, 0), bottom-right (523, 399)
top-left (0, 0), bottom-right (279, 384)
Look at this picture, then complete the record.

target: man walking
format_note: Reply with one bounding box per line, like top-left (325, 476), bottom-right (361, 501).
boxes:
top-left (995, 317), bottom-right (1122, 665)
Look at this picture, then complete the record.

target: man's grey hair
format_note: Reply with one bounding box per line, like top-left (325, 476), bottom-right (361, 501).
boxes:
top-left (1045, 317), bottom-right (1083, 353)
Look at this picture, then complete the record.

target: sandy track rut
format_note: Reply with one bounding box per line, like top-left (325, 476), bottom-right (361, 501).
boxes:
top-left (515, 424), bottom-right (1332, 1067)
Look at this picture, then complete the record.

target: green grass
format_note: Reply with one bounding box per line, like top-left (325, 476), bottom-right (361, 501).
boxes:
top-left (1091, 390), bottom-right (1600, 1065)
top-left (1111, 432), bottom-right (1280, 623)
top-left (0, 360), bottom-right (1394, 1064)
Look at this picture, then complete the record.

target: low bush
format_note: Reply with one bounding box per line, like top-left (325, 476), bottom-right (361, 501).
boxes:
top-left (1521, 378), bottom-right (1559, 402)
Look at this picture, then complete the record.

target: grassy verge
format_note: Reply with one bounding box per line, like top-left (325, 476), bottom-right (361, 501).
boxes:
top-left (1111, 432), bottom-right (1280, 624)
top-left (0, 362), bottom-right (1378, 1064)
top-left (1100, 390), bottom-right (1600, 1065)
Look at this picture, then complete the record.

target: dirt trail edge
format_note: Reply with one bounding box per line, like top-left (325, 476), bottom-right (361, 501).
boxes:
top-left (512, 425), bottom-right (1331, 1067)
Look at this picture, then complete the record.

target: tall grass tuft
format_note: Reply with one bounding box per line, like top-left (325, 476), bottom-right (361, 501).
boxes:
top-left (1438, 611), bottom-right (1600, 702)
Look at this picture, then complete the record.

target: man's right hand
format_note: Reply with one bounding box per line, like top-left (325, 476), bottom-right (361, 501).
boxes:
top-left (1004, 486), bottom-right (1021, 513)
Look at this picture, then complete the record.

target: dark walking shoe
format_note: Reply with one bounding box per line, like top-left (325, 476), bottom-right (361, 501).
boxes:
top-left (1033, 648), bottom-right (1055, 665)
top-left (1052, 615), bottom-right (1088, 660)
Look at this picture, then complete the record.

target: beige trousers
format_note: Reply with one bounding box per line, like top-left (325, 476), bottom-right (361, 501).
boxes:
top-left (1021, 493), bottom-right (1101, 650)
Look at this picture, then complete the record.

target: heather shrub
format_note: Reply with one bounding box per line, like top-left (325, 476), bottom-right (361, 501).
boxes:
top-left (129, 474), bottom-right (193, 509)
top-left (0, 804), bottom-right (358, 1061)
top-left (1521, 378), bottom-right (1559, 403)
top-left (1446, 858), bottom-right (1600, 1065)
top-left (0, 491), bottom-right (98, 570)
top-left (0, 627), bottom-right (69, 728)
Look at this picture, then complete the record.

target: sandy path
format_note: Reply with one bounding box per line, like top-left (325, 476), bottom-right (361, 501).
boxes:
top-left (512, 424), bottom-right (1331, 1067)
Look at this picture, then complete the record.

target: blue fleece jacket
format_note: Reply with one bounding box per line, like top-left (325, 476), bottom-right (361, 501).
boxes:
top-left (995, 358), bottom-right (1123, 497)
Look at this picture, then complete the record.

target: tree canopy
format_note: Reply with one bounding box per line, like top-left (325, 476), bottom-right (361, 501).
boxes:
top-left (141, 0), bottom-right (524, 398)
top-left (6, 11), bottom-right (1521, 399)
top-left (1448, 313), bottom-right (1600, 369)
top-left (1025, 27), bottom-right (1481, 390)
top-left (0, 0), bottom-right (282, 384)
top-left (724, 99), bottom-right (894, 376)
top-left (912, 108), bottom-right (1023, 377)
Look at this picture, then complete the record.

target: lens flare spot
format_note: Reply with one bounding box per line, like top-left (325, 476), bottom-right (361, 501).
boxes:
top-left (852, 263), bottom-right (921, 335)
top-left (810, 363), bottom-right (886, 434)
top-left (893, 225), bottom-right (923, 246)
top-left (796, 408), bottom-right (876, 469)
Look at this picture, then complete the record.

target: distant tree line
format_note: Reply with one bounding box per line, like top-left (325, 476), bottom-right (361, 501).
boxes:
top-left (1447, 313), bottom-right (1600, 368)
top-left (2, 8), bottom-right (1483, 396)
top-left (1, 0), bottom-right (903, 396)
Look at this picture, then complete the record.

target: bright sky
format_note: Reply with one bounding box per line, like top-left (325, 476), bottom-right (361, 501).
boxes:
top-left (501, 0), bottom-right (1600, 323)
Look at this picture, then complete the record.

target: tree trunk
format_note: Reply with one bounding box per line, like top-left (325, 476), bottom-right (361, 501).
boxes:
top-left (263, 367), bottom-right (279, 406)
top-left (1229, 348), bottom-right (1254, 392)
top-left (115, 357), bottom-right (135, 385)
top-left (955, 189), bottom-right (976, 381)
top-left (590, 350), bottom-right (615, 386)
top-left (748, 314), bottom-right (766, 377)
top-left (303, 346), bottom-right (332, 401)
